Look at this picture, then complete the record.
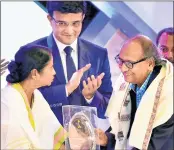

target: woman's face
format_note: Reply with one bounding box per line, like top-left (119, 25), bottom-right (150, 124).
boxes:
top-left (37, 56), bottom-right (56, 87)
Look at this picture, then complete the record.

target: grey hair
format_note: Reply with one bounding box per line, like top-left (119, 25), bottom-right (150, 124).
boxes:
top-left (130, 34), bottom-right (166, 66)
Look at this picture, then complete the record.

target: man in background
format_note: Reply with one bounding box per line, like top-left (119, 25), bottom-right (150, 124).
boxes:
top-left (156, 27), bottom-right (174, 64)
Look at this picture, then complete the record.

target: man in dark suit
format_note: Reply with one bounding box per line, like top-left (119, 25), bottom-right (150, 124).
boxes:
top-left (28, 1), bottom-right (113, 125)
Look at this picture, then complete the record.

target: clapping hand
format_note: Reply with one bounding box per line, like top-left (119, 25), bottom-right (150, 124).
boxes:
top-left (82, 73), bottom-right (105, 100)
top-left (66, 64), bottom-right (91, 95)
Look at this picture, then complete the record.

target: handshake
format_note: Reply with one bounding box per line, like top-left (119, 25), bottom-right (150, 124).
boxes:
top-left (66, 63), bottom-right (105, 100)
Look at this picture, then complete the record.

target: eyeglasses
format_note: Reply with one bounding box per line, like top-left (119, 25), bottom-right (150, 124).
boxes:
top-left (51, 17), bottom-right (83, 28)
top-left (115, 55), bottom-right (149, 69)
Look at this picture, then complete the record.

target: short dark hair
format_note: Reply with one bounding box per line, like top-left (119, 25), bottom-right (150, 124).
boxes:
top-left (6, 44), bottom-right (52, 83)
top-left (156, 27), bottom-right (174, 45)
top-left (46, 1), bottom-right (87, 17)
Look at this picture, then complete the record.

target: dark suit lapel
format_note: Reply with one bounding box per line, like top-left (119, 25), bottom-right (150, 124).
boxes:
top-left (78, 39), bottom-right (90, 83)
top-left (47, 34), bottom-right (66, 84)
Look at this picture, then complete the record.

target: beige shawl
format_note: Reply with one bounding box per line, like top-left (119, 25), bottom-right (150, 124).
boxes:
top-left (105, 60), bottom-right (173, 150)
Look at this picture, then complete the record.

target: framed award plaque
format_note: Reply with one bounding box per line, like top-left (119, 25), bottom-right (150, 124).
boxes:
top-left (62, 105), bottom-right (100, 150)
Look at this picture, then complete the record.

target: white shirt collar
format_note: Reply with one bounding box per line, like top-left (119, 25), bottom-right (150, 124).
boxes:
top-left (53, 34), bottom-right (77, 53)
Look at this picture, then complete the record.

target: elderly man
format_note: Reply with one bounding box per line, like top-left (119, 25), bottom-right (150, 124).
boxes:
top-left (156, 27), bottom-right (174, 64)
top-left (96, 35), bottom-right (173, 150)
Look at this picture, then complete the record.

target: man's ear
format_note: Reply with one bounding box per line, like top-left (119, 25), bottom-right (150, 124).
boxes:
top-left (31, 69), bottom-right (39, 80)
top-left (82, 14), bottom-right (85, 20)
top-left (47, 14), bottom-right (52, 22)
top-left (148, 57), bottom-right (155, 70)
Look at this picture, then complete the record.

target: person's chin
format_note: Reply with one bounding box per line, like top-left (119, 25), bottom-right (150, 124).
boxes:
top-left (169, 60), bottom-right (174, 64)
top-left (47, 81), bottom-right (53, 86)
top-left (62, 37), bottom-right (76, 45)
top-left (123, 75), bottom-right (132, 83)
top-left (47, 83), bottom-right (52, 86)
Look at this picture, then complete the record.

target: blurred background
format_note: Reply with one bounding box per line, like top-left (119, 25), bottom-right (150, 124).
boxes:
top-left (1, 1), bottom-right (173, 88)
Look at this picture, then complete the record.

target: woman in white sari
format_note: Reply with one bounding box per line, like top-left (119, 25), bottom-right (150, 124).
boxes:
top-left (1, 45), bottom-right (67, 149)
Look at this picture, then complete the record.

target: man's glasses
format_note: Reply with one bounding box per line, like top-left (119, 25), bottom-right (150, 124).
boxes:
top-left (52, 17), bottom-right (83, 28)
top-left (115, 55), bottom-right (149, 69)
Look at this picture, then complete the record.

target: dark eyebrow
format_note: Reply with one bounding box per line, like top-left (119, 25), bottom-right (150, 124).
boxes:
top-left (57, 20), bottom-right (66, 22)
top-left (57, 20), bottom-right (81, 22)
top-left (73, 20), bottom-right (81, 22)
top-left (160, 45), bottom-right (168, 48)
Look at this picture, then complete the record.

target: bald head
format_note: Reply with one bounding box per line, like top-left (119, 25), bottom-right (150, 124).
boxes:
top-left (121, 35), bottom-right (162, 65)
top-left (118, 35), bottom-right (161, 87)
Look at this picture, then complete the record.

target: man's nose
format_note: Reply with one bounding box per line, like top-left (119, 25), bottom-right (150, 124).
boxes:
top-left (64, 25), bottom-right (74, 34)
top-left (53, 68), bottom-right (56, 75)
top-left (168, 51), bottom-right (174, 59)
top-left (119, 63), bottom-right (129, 72)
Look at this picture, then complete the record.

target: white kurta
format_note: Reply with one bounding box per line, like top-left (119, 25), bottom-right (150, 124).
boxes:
top-left (1, 84), bottom-right (64, 149)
